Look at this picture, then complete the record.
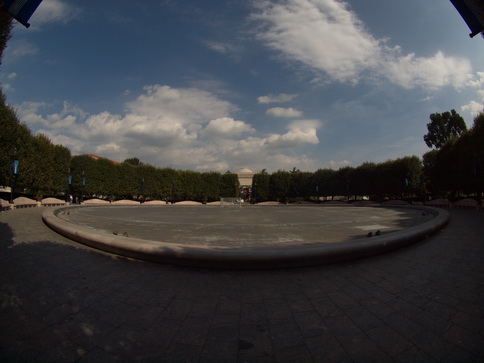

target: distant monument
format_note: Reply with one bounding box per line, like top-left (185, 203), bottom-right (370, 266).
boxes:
top-left (236, 168), bottom-right (255, 200)
top-left (236, 168), bottom-right (255, 188)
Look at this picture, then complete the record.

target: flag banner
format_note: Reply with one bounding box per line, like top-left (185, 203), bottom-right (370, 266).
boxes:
top-left (450, 0), bottom-right (484, 37)
top-left (1, 0), bottom-right (43, 28)
top-left (12, 159), bottom-right (19, 175)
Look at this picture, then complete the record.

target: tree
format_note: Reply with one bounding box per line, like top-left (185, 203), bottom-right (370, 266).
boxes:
top-left (0, 13), bottom-right (13, 68)
top-left (51, 144), bottom-right (71, 195)
top-left (424, 109), bottom-right (467, 149)
top-left (422, 150), bottom-right (440, 195)
top-left (313, 168), bottom-right (337, 200)
top-left (252, 171), bottom-right (270, 203)
top-left (123, 157), bottom-right (142, 166)
top-left (69, 155), bottom-right (96, 199)
top-left (269, 170), bottom-right (291, 202)
top-left (220, 172), bottom-right (239, 198)
top-left (200, 172), bottom-right (221, 202)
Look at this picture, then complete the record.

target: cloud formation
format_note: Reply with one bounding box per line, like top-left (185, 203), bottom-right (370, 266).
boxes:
top-left (266, 107), bottom-right (303, 118)
top-left (17, 84), bottom-right (322, 172)
top-left (252, 0), bottom-right (472, 90)
top-left (265, 120), bottom-right (321, 149)
top-left (462, 72), bottom-right (484, 117)
top-left (257, 93), bottom-right (298, 104)
top-left (30, 0), bottom-right (81, 27)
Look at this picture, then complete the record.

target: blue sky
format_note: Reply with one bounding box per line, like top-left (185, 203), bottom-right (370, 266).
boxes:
top-left (2, 0), bottom-right (483, 172)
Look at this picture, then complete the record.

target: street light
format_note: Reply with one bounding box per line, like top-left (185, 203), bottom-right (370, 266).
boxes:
top-left (66, 168), bottom-right (72, 203)
top-left (252, 181), bottom-right (257, 204)
top-left (171, 180), bottom-right (176, 204)
top-left (80, 171), bottom-right (86, 203)
top-left (140, 178), bottom-right (145, 203)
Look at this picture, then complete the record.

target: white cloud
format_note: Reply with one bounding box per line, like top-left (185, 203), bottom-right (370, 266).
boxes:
top-left (265, 119), bottom-right (321, 149)
top-left (16, 101), bottom-right (86, 130)
top-left (462, 98), bottom-right (484, 117)
top-left (203, 117), bottom-right (255, 138)
top-left (382, 50), bottom-right (471, 90)
top-left (257, 93), bottom-right (298, 104)
top-left (7, 73), bottom-right (17, 79)
top-left (252, 0), bottom-right (379, 83)
top-left (205, 41), bottom-right (241, 60)
top-left (4, 39), bottom-right (38, 60)
top-left (466, 72), bottom-right (484, 88)
top-left (15, 84), bottom-right (325, 172)
top-left (252, 0), bottom-right (473, 90)
top-left (461, 72), bottom-right (484, 117)
top-left (325, 160), bottom-right (351, 169)
top-left (30, 0), bottom-right (81, 27)
top-left (127, 84), bottom-right (237, 126)
top-left (266, 107), bottom-right (303, 118)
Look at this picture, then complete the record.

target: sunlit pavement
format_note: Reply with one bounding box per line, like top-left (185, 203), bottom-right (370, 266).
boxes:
top-left (1, 207), bottom-right (483, 361)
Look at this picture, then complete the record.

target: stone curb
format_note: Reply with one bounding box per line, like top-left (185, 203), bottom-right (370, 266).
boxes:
top-left (42, 205), bottom-right (449, 269)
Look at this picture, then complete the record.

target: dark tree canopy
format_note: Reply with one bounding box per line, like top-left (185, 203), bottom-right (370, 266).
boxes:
top-left (123, 157), bottom-right (142, 166)
top-left (0, 13), bottom-right (13, 67)
top-left (424, 109), bottom-right (467, 149)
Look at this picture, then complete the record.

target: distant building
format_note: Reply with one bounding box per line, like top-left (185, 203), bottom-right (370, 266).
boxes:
top-left (236, 168), bottom-right (255, 200)
top-left (236, 168), bottom-right (255, 187)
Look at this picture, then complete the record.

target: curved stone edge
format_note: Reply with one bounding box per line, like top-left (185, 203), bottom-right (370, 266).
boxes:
top-left (42, 205), bottom-right (449, 270)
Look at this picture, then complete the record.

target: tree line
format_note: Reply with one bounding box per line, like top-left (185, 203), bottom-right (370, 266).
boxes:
top-left (251, 156), bottom-right (423, 203)
top-left (0, 92), bottom-right (71, 200)
top-left (1, 98), bottom-right (482, 203)
top-left (69, 155), bottom-right (239, 203)
top-left (423, 111), bottom-right (483, 201)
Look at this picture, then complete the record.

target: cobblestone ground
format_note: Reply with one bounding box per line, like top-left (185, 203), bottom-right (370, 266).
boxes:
top-left (0, 207), bottom-right (483, 362)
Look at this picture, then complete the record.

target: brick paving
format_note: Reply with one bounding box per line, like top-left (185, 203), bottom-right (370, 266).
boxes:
top-left (0, 207), bottom-right (483, 362)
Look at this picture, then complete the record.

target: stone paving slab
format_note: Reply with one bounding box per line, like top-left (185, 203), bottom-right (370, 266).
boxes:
top-left (0, 207), bottom-right (483, 362)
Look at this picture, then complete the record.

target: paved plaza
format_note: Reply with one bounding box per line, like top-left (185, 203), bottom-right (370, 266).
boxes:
top-left (0, 207), bottom-right (483, 361)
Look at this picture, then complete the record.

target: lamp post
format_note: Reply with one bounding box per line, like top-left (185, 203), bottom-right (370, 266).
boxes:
top-left (140, 178), bottom-right (145, 203)
top-left (66, 168), bottom-right (72, 203)
top-left (80, 171), bottom-right (86, 203)
top-left (252, 181), bottom-right (257, 204)
top-left (10, 149), bottom-right (18, 204)
top-left (171, 180), bottom-right (175, 204)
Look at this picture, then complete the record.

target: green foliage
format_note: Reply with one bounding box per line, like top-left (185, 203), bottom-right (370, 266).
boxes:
top-left (313, 168), bottom-right (337, 199)
top-left (51, 144), bottom-right (71, 194)
top-left (269, 170), bottom-right (291, 202)
top-left (201, 171), bottom-right (221, 202)
top-left (252, 171), bottom-right (270, 203)
top-left (220, 172), bottom-right (239, 198)
top-left (123, 157), bottom-right (142, 166)
top-left (69, 155), bottom-right (96, 197)
top-left (0, 13), bottom-right (13, 68)
top-left (423, 112), bottom-right (484, 199)
top-left (287, 171), bottom-right (312, 201)
top-left (353, 162), bottom-right (376, 197)
top-left (424, 109), bottom-right (467, 149)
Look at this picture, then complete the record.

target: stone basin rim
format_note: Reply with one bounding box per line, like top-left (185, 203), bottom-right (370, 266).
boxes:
top-left (42, 205), bottom-right (449, 269)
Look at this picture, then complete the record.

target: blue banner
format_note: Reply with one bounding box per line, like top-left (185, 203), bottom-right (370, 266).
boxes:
top-left (12, 159), bottom-right (19, 175)
top-left (1, 0), bottom-right (44, 28)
